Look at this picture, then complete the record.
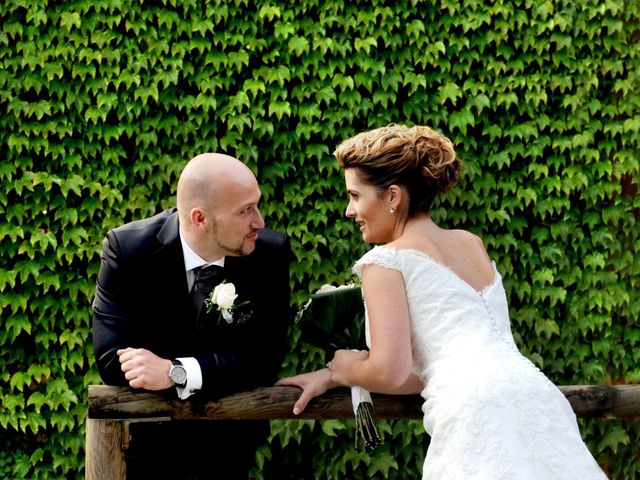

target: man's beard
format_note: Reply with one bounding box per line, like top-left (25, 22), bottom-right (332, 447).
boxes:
top-left (217, 237), bottom-right (250, 256)
top-left (210, 219), bottom-right (255, 256)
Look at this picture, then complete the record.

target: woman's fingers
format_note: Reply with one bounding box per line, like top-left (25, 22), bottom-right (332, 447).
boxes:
top-left (293, 390), bottom-right (314, 415)
top-left (274, 375), bottom-right (310, 414)
top-left (274, 375), bottom-right (302, 387)
top-left (276, 370), bottom-right (333, 415)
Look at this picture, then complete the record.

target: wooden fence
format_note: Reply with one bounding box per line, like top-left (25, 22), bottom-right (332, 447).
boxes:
top-left (86, 384), bottom-right (640, 479)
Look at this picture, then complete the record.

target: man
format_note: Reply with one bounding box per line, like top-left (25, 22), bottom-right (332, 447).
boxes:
top-left (92, 153), bottom-right (292, 479)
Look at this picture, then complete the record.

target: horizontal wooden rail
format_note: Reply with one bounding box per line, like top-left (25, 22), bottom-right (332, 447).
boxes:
top-left (88, 384), bottom-right (640, 420)
top-left (86, 384), bottom-right (639, 479)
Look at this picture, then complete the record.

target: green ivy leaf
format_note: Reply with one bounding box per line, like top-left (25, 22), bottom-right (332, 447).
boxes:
top-left (320, 419), bottom-right (346, 437)
top-left (439, 82), bottom-right (463, 105)
top-left (59, 12), bottom-right (81, 30)
top-left (598, 424), bottom-right (630, 454)
top-left (367, 448), bottom-right (399, 477)
top-left (258, 5), bottom-right (281, 21)
top-left (26, 392), bottom-right (49, 413)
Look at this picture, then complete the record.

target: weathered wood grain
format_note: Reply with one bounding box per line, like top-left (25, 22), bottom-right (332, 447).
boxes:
top-left (89, 384), bottom-right (640, 421)
top-left (85, 419), bottom-right (126, 480)
top-left (86, 384), bottom-right (639, 479)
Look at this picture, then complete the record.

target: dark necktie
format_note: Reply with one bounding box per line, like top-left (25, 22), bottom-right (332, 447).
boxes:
top-left (191, 264), bottom-right (224, 329)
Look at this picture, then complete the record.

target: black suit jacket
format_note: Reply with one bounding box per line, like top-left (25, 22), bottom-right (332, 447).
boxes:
top-left (92, 208), bottom-right (292, 398)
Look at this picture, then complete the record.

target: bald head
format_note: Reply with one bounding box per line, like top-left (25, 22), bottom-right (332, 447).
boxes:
top-left (177, 153), bottom-right (264, 259)
top-left (177, 153), bottom-right (256, 218)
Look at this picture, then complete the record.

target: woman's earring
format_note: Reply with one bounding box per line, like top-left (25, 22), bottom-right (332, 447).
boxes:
top-left (389, 207), bottom-right (395, 214)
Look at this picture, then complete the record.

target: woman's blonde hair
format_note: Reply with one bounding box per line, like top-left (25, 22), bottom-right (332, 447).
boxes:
top-left (334, 124), bottom-right (461, 215)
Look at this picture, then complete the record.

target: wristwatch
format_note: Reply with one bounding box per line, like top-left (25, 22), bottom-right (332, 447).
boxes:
top-left (168, 360), bottom-right (187, 388)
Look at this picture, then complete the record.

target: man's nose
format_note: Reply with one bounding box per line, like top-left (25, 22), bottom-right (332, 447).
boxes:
top-left (253, 210), bottom-right (265, 229)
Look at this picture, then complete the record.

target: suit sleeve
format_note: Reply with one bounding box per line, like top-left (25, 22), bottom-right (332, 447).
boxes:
top-left (91, 232), bottom-right (131, 386)
top-left (195, 236), bottom-right (293, 396)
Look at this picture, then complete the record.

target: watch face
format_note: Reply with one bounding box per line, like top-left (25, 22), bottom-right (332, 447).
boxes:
top-left (170, 365), bottom-right (187, 385)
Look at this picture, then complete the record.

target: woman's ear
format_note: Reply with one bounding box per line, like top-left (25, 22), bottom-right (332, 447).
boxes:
top-left (387, 184), bottom-right (403, 210)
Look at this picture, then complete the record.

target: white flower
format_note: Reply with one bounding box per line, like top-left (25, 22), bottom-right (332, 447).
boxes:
top-left (204, 281), bottom-right (250, 326)
top-left (316, 282), bottom-right (357, 294)
top-left (316, 284), bottom-right (338, 294)
top-left (211, 282), bottom-right (238, 310)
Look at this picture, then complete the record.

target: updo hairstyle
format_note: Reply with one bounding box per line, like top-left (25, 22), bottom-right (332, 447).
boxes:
top-left (334, 124), bottom-right (461, 216)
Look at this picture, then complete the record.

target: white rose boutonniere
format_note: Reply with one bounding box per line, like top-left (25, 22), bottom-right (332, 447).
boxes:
top-left (204, 281), bottom-right (249, 325)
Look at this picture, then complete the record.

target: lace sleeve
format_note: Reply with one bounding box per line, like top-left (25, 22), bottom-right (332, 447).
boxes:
top-left (352, 246), bottom-right (400, 278)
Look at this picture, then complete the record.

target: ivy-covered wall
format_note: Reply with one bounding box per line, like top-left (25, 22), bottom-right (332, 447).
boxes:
top-left (1, 0), bottom-right (638, 478)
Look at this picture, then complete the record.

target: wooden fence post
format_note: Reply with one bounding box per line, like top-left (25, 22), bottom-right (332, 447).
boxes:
top-left (85, 418), bottom-right (126, 480)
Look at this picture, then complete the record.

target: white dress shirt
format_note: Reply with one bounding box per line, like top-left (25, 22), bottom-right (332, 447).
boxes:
top-left (176, 229), bottom-right (225, 399)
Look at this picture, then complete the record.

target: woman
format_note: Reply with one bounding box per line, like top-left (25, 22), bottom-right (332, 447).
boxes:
top-left (277, 125), bottom-right (607, 479)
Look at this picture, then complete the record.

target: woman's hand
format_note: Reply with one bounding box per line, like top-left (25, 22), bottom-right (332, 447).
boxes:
top-left (327, 349), bottom-right (369, 386)
top-left (275, 368), bottom-right (337, 415)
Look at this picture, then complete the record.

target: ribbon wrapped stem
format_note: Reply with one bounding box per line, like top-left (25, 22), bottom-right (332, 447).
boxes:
top-left (351, 386), bottom-right (383, 451)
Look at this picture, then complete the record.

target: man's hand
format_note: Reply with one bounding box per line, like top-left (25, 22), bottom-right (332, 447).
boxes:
top-left (117, 347), bottom-right (173, 390)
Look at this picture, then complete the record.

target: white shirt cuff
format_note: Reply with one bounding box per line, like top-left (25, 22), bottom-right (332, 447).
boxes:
top-left (175, 357), bottom-right (202, 400)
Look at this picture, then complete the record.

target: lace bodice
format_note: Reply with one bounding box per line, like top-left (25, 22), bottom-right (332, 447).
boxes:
top-left (353, 246), bottom-right (607, 480)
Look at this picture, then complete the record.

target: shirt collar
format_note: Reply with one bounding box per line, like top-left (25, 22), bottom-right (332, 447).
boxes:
top-left (179, 227), bottom-right (225, 272)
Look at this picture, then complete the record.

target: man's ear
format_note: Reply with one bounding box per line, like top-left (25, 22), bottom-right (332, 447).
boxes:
top-left (190, 208), bottom-right (206, 227)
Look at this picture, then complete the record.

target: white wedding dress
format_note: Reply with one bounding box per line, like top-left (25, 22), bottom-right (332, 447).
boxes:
top-left (354, 246), bottom-right (608, 480)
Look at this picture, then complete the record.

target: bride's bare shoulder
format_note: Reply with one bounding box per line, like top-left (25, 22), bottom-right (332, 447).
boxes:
top-left (390, 228), bottom-right (483, 251)
top-left (387, 234), bottom-right (436, 253)
top-left (446, 229), bottom-right (491, 260)
top-left (452, 229), bottom-right (486, 248)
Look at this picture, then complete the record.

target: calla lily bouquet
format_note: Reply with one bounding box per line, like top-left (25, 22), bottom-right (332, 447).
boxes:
top-left (296, 283), bottom-right (366, 351)
top-left (297, 283), bottom-right (382, 451)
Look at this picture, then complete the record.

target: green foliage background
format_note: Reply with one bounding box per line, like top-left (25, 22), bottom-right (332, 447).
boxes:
top-left (1, 0), bottom-right (638, 478)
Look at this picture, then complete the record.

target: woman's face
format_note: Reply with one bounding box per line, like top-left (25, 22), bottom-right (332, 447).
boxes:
top-left (344, 168), bottom-right (393, 243)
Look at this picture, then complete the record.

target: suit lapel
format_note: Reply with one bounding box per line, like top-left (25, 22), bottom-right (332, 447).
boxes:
top-left (151, 210), bottom-right (192, 311)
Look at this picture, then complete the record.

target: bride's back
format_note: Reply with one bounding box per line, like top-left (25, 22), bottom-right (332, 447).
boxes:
top-left (391, 225), bottom-right (495, 293)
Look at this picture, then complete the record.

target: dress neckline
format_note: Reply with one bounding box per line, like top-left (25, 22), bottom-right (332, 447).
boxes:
top-left (378, 246), bottom-right (499, 296)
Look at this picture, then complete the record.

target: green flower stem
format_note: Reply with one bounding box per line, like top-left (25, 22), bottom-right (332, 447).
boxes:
top-left (354, 401), bottom-right (383, 451)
